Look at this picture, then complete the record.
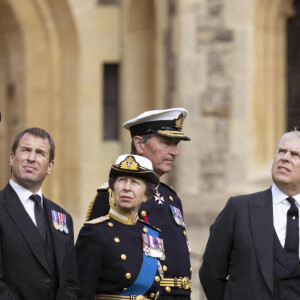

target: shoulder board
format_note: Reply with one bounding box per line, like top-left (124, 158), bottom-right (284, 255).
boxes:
top-left (160, 182), bottom-right (177, 196)
top-left (84, 215), bottom-right (110, 225)
top-left (138, 219), bottom-right (162, 233)
top-left (97, 181), bottom-right (109, 190)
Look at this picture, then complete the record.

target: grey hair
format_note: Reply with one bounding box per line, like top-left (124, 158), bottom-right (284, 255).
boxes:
top-left (130, 133), bottom-right (155, 154)
top-left (278, 129), bottom-right (300, 148)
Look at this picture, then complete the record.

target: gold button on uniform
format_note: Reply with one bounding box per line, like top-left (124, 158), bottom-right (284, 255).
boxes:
top-left (108, 222), bottom-right (114, 227)
top-left (125, 273), bottom-right (131, 279)
top-left (163, 265), bottom-right (167, 271)
top-left (143, 227), bottom-right (148, 233)
top-left (190, 267), bottom-right (193, 273)
top-left (114, 237), bottom-right (120, 243)
top-left (155, 276), bottom-right (160, 282)
top-left (183, 231), bottom-right (186, 236)
top-left (141, 211), bottom-right (147, 217)
top-left (149, 293), bottom-right (155, 298)
top-left (121, 254), bottom-right (127, 260)
top-left (166, 287), bottom-right (171, 292)
top-left (169, 196), bottom-right (173, 201)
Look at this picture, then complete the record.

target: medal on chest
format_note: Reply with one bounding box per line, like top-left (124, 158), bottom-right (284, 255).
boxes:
top-left (170, 205), bottom-right (185, 227)
top-left (154, 189), bottom-right (165, 205)
top-left (143, 233), bottom-right (165, 260)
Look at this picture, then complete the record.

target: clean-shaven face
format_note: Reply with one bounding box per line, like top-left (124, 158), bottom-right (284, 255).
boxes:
top-left (272, 136), bottom-right (300, 196)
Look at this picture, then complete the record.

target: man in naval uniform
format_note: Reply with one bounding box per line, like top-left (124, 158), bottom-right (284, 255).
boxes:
top-left (87, 108), bottom-right (192, 300)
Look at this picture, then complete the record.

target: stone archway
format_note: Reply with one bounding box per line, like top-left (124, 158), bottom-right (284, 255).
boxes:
top-left (0, 0), bottom-right (79, 212)
top-left (0, 0), bottom-right (25, 183)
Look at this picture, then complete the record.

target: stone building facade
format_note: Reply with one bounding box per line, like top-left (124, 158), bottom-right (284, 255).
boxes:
top-left (0, 0), bottom-right (298, 298)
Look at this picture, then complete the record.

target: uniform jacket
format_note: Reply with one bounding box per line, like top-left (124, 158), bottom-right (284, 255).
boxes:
top-left (87, 182), bottom-right (192, 298)
top-left (76, 207), bottom-right (164, 300)
top-left (199, 188), bottom-right (300, 300)
top-left (0, 183), bottom-right (78, 300)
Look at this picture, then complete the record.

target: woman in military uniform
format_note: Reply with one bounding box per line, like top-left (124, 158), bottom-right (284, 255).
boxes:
top-left (76, 154), bottom-right (165, 300)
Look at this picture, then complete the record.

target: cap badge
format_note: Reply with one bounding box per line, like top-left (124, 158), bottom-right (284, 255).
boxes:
top-left (119, 155), bottom-right (139, 170)
top-left (174, 113), bottom-right (184, 130)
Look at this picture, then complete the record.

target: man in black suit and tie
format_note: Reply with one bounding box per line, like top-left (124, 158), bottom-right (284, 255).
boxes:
top-left (199, 130), bottom-right (300, 300)
top-left (0, 127), bottom-right (78, 300)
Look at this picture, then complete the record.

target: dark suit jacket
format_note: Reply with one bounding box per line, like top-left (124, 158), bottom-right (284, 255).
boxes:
top-left (199, 188), bottom-right (278, 300)
top-left (0, 183), bottom-right (78, 300)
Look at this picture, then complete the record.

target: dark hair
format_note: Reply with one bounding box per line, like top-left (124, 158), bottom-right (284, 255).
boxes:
top-left (11, 127), bottom-right (55, 161)
top-left (108, 176), bottom-right (156, 200)
top-left (130, 133), bottom-right (155, 154)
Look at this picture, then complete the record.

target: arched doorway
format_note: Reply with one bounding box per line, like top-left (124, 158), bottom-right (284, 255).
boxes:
top-left (0, 0), bottom-right (79, 212)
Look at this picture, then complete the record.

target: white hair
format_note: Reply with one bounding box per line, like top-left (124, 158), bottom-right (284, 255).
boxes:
top-left (278, 130), bottom-right (300, 148)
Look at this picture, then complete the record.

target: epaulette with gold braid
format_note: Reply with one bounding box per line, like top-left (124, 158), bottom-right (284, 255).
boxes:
top-left (84, 215), bottom-right (110, 225)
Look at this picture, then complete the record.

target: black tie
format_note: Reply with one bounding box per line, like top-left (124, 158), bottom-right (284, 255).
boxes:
top-left (30, 194), bottom-right (47, 240)
top-left (284, 197), bottom-right (299, 262)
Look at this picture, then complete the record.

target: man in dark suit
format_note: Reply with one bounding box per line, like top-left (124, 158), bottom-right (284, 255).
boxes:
top-left (199, 130), bottom-right (300, 300)
top-left (0, 127), bottom-right (78, 300)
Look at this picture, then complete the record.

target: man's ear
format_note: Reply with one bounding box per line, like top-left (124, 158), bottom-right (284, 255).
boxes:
top-left (133, 136), bottom-right (144, 155)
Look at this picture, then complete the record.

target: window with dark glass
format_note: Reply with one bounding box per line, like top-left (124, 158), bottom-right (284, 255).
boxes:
top-left (103, 63), bottom-right (119, 140)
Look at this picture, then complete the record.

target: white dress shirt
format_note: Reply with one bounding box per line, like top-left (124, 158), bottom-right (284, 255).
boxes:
top-left (272, 183), bottom-right (300, 258)
top-left (9, 179), bottom-right (43, 226)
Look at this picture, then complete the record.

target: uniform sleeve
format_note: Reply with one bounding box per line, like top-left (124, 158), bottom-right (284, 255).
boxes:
top-left (87, 190), bottom-right (110, 221)
top-left (75, 225), bottom-right (104, 300)
top-left (199, 197), bottom-right (235, 300)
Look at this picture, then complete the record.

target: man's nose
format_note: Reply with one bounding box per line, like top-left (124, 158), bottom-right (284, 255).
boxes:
top-left (282, 151), bottom-right (291, 161)
top-left (27, 151), bottom-right (36, 161)
top-left (169, 145), bottom-right (179, 156)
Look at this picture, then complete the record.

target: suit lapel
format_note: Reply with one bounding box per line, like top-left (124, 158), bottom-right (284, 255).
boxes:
top-left (2, 184), bottom-right (49, 273)
top-left (249, 188), bottom-right (274, 294)
top-left (43, 199), bottom-right (66, 275)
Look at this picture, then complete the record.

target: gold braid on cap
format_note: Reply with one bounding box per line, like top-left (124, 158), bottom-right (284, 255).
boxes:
top-left (119, 156), bottom-right (139, 170)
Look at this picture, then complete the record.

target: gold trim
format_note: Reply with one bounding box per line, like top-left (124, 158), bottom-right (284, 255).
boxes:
top-left (156, 130), bottom-right (187, 137)
top-left (86, 187), bottom-right (113, 222)
top-left (108, 206), bottom-right (138, 225)
top-left (85, 193), bottom-right (97, 222)
top-left (95, 295), bottom-right (151, 300)
top-left (160, 277), bottom-right (192, 290)
top-left (108, 188), bottom-right (114, 206)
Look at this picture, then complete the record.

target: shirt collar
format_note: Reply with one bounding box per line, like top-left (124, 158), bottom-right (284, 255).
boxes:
top-left (272, 183), bottom-right (300, 206)
top-left (9, 179), bottom-right (43, 205)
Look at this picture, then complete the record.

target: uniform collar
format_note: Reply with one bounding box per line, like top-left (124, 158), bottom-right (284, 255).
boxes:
top-left (108, 205), bottom-right (138, 225)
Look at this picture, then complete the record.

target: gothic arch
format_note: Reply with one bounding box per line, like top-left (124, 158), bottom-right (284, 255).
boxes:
top-left (251, 0), bottom-right (294, 176)
top-left (0, 0), bottom-right (79, 210)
